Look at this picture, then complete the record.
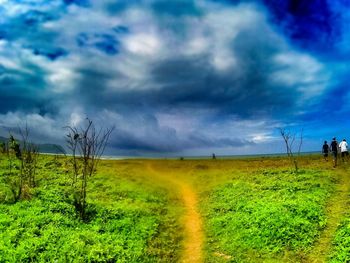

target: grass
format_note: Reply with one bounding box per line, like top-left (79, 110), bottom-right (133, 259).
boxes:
top-left (201, 169), bottom-right (333, 262)
top-left (0, 155), bottom-right (183, 262)
top-left (146, 156), bottom-right (350, 262)
top-left (329, 217), bottom-right (350, 262)
top-left (325, 166), bottom-right (350, 263)
top-left (1, 154), bottom-right (350, 262)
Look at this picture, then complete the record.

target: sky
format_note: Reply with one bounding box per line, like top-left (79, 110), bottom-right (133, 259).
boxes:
top-left (0, 0), bottom-right (349, 156)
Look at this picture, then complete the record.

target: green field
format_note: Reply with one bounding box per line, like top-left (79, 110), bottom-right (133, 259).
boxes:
top-left (1, 154), bottom-right (350, 262)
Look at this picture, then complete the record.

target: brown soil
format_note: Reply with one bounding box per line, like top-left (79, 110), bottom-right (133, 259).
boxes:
top-left (146, 162), bottom-right (203, 263)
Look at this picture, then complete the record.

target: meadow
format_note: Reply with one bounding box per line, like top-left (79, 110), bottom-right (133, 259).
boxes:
top-left (1, 153), bottom-right (350, 262)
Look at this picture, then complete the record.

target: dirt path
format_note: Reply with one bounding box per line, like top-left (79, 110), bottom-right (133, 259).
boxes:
top-left (146, 163), bottom-right (203, 263)
top-left (308, 167), bottom-right (350, 262)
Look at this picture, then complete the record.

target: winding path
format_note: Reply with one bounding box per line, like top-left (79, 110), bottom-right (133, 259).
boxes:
top-left (146, 163), bottom-right (203, 263)
top-left (145, 161), bottom-right (350, 262)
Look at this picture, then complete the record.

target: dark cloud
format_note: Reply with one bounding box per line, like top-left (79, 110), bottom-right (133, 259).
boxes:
top-left (188, 133), bottom-right (254, 148)
top-left (151, 0), bottom-right (201, 17)
top-left (32, 47), bottom-right (68, 60)
top-left (104, 0), bottom-right (142, 15)
top-left (76, 33), bottom-right (120, 55)
top-left (109, 124), bottom-right (254, 154)
top-left (112, 26), bottom-right (129, 34)
top-left (105, 0), bottom-right (201, 18)
top-left (72, 67), bottom-right (121, 109)
top-left (147, 58), bottom-right (292, 118)
top-left (110, 130), bottom-right (178, 153)
top-left (63, 0), bottom-right (90, 7)
top-left (0, 65), bottom-right (49, 113)
top-left (69, 24), bottom-right (302, 120)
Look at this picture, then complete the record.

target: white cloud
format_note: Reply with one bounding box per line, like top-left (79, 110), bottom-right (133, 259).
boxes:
top-left (0, 0), bottom-right (61, 18)
top-left (69, 112), bottom-right (83, 126)
top-left (202, 4), bottom-right (264, 71)
top-left (272, 52), bottom-right (323, 84)
top-left (124, 33), bottom-right (162, 56)
top-left (271, 52), bottom-right (329, 99)
top-left (0, 112), bottom-right (62, 143)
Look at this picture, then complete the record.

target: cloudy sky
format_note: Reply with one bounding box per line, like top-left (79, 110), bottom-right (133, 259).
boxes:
top-left (0, 0), bottom-right (349, 156)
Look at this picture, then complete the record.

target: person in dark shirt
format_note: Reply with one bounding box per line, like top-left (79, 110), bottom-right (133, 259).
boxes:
top-left (330, 137), bottom-right (338, 168)
top-left (322, 141), bottom-right (329, 161)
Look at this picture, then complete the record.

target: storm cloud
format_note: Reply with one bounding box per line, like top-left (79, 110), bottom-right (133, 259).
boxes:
top-left (0, 0), bottom-right (347, 156)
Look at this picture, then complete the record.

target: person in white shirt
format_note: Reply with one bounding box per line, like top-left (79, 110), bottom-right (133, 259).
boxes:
top-left (339, 139), bottom-right (349, 162)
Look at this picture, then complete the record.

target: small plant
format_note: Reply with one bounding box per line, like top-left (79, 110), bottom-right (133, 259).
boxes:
top-left (5, 135), bottom-right (23, 202)
top-left (18, 126), bottom-right (39, 188)
top-left (9, 135), bottom-right (21, 159)
top-left (4, 126), bottom-right (39, 202)
top-left (0, 141), bottom-right (5, 153)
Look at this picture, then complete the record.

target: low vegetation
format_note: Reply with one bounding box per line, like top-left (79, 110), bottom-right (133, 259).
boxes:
top-left (329, 217), bottom-right (350, 262)
top-left (202, 169), bottom-right (333, 262)
top-left (1, 153), bottom-right (350, 262)
top-left (0, 155), bottom-right (182, 262)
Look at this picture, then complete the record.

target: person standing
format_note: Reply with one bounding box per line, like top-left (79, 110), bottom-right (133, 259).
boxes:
top-left (330, 137), bottom-right (338, 168)
top-left (322, 141), bottom-right (329, 161)
top-left (339, 139), bottom-right (349, 162)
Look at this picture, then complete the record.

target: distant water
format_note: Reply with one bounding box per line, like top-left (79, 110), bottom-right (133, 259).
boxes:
top-left (40, 151), bottom-right (320, 160)
top-left (99, 151), bottom-right (320, 160)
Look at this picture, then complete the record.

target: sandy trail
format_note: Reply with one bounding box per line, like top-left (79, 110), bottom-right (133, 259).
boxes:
top-left (308, 167), bottom-right (350, 262)
top-left (147, 163), bottom-right (203, 263)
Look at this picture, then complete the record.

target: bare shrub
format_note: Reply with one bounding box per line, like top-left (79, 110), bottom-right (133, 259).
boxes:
top-left (279, 128), bottom-right (303, 173)
top-left (65, 118), bottom-right (114, 220)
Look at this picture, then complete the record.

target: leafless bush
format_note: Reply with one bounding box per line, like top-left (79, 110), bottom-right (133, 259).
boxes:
top-left (65, 118), bottom-right (114, 220)
top-left (279, 128), bottom-right (303, 173)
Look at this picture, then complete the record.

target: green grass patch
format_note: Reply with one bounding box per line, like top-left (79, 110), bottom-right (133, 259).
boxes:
top-left (329, 218), bottom-right (350, 262)
top-left (0, 156), bottom-right (182, 262)
top-left (201, 169), bottom-right (334, 262)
